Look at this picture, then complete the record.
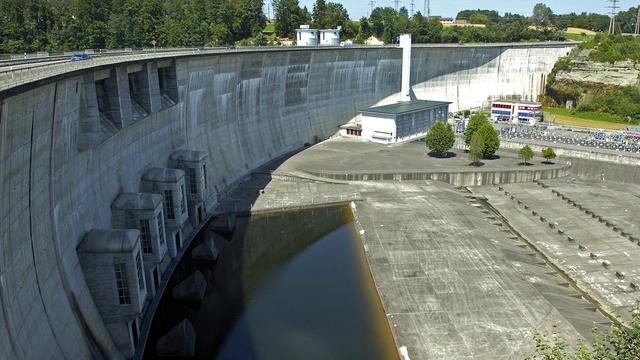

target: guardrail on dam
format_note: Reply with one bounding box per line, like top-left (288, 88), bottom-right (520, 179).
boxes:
top-left (0, 42), bottom-right (575, 359)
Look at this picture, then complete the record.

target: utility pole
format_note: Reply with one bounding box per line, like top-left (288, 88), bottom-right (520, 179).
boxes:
top-left (635, 6), bottom-right (640, 35)
top-left (423, 0), bottom-right (430, 20)
top-left (410, 0), bottom-right (415, 16)
top-left (369, 0), bottom-right (375, 15)
top-left (393, 0), bottom-right (400, 12)
top-left (608, 0), bottom-right (619, 35)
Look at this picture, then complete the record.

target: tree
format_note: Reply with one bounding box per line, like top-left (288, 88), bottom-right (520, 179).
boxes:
top-left (527, 300), bottom-right (640, 359)
top-left (312, 0), bottom-right (327, 28)
top-left (323, 2), bottom-right (349, 28)
top-left (469, 13), bottom-right (489, 25)
top-left (410, 15), bottom-right (443, 43)
top-left (469, 132), bottom-right (484, 166)
top-left (456, 9), bottom-right (500, 24)
top-left (464, 113), bottom-right (489, 148)
top-left (519, 145), bottom-right (534, 165)
top-left (542, 147), bottom-right (556, 163)
top-left (532, 3), bottom-right (553, 29)
top-left (425, 122), bottom-right (455, 157)
top-left (359, 17), bottom-right (371, 37)
top-left (476, 123), bottom-right (500, 159)
top-left (273, 0), bottom-right (309, 38)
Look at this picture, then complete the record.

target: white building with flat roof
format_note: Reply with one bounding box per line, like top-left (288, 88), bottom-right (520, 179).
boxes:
top-left (296, 26), bottom-right (318, 46)
top-left (319, 28), bottom-right (341, 46)
top-left (360, 100), bottom-right (451, 144)
top-left (490, 100), bottom-right (542, 125)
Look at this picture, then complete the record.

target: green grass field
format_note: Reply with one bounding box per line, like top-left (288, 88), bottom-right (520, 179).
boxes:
top-left (543, 107), bottom-right (636, 130)
top-left (263, 22), bottom-right (275, 35)
top-left (565, 32), bottom-right (595, 41)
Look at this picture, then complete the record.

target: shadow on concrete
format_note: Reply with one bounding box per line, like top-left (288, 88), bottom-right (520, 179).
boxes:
top-left (141, 146), bottom-right (355, 359)
top-left (427, 151), bottom-right (457, 159)
top-left (518, 162), bottom-right (534, 166)
top-left (469, 161), bottom-right (485, 167)
top-left (541, 161), bottom-right (556, 165)
top-left (142, 204), bottom-right (351, 358)
top-left (484, 154), bottom-right (501, 160)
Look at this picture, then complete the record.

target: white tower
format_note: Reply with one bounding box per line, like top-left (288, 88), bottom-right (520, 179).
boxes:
top-left (399, 34), bottom-right (412, 102)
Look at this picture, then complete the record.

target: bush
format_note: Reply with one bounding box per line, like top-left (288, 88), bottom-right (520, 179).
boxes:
top-left (475, 123), bottom-right (500, 159)
top-left (527, 300), bottom-right (640, 359)
top-left (469, 132), bottom-right (484, 166)
top-left (519, 145), bottom-right (534, 165)
top-left (542, 147), bottom-right (556, 163)
top-left (425, 122), bottom-right (455, 157)
top-left (576, 86), bottom-right (640, 123)
top-left (464, 113), bottom-right (489, 148)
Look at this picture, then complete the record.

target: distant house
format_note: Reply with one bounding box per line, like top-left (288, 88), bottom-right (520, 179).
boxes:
top-left (440, 17), bottom-right (455, 25)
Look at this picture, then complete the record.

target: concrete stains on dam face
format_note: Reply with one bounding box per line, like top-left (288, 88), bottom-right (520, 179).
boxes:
top-left (144, 206), bottom-right (397, 359)
top-left (0, 44), bottom-right (578, 359)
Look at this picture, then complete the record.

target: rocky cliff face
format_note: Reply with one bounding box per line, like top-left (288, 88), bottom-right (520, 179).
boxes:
top-left (556, 60), bottom-right (640, 87)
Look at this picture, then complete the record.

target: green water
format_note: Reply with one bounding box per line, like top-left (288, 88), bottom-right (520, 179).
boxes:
top-left (198, 206), bottom-right (398, 359)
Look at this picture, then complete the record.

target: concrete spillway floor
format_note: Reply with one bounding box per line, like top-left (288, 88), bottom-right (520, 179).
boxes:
top-left (541, 177), bottom-right (640, 241)
top-left (220, 171), bottom-right (613, 359)
top-left (472, 180), bottom-right (640, 325)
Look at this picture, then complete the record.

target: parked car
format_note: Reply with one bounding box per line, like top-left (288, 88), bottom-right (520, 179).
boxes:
top-left (71, 53), bottom-right (91, 61)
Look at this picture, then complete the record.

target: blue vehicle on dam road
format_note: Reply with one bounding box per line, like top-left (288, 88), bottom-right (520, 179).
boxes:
top-left (70, 53), bottom-right (91, 61)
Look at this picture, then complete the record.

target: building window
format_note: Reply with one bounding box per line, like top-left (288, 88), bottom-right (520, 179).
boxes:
top-left (164, 190), bottom-right (174, 219)
top-left (157, 212), bottom-right (165, 245)
top-left (136, 252), bottom-right (145, 291)
top-left (188, 168), bottom-right (197, 194)
top-left (115, 262), bottom-right (131, 305)
top-left (180, 184), bottom-right (187, 214)
top-left (202, 164), bottom-right (207, 190)
top-left (140, 220), bottom-right (152, 254)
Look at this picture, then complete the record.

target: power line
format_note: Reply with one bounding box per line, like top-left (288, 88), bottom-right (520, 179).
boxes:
top-left (608, 0), bottom-right (619, 35)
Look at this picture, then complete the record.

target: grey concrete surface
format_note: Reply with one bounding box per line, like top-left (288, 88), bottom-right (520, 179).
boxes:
top-left (472, 180), bottom-right (640, 324)
top-left (279, 138), bottom-right (570, 185)
top-left (0, 43), bottom-right (575, 359)
top-left (220, 172), bottom-right (613, 359)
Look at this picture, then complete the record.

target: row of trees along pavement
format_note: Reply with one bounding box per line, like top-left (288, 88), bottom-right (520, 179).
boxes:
top-left (424, 113), bottom-right (557, 167)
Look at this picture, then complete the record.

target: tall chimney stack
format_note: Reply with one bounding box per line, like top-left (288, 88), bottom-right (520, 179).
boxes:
top-left (399, 34), bottom-right (412, 102)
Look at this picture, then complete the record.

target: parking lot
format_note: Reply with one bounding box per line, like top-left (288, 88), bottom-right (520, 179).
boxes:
top-left (496, 123), bottom-right (640, 154)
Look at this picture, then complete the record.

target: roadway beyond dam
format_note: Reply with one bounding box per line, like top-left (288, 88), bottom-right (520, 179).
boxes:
top-left (0, 43), bottom-right (575, 359)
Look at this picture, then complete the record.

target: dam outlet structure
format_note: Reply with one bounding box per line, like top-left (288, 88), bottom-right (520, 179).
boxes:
top-left (0, 43), bottom-right (575, 359)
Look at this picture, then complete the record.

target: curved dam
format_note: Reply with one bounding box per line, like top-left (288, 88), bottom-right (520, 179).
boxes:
top-left (0, 43), bottom-right (575, 359)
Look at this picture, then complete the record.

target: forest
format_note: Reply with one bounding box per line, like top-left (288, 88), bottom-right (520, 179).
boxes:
top-left (1, 1), bottom-right (637, 53)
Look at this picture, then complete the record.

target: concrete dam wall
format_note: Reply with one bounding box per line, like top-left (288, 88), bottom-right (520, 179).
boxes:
top-left (0, 43), bottom-right (575, 359)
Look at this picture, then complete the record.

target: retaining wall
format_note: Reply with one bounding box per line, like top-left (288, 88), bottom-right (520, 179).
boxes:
top-left (495, 139), bottom-right (640, 185)
top-left (309, 165), bottom-right (571, 186)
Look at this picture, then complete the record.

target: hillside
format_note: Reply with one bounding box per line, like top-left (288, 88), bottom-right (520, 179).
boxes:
top-left (544, 34), bottom-right (640, 126)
